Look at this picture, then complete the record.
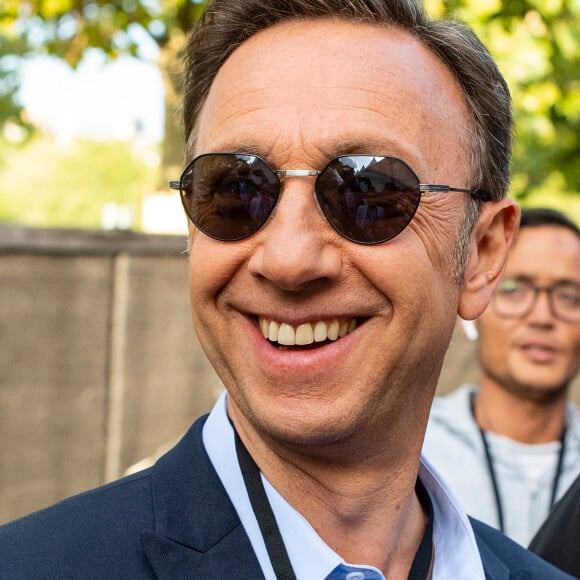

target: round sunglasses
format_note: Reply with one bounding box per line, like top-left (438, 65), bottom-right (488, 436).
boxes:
top-left (170, 153), bottom-right (491, 244)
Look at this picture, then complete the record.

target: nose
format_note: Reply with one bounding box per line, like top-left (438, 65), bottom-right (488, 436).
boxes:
top-left (526, 289), bottom-right (556, 327)
top-left (247, 178), bottom-right (342, 292)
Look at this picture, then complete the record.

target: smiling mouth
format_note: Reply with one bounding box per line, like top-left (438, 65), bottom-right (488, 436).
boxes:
top-left (522, 344), bottom-right (556, 353)
top-left (520, 344), bottom-right (558, 360)
top-left (258, 317), bottom-right (358, 347)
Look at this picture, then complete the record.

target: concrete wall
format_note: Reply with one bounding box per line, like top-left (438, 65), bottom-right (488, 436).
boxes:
top-left (0, 226), bottom-right (222, 524)
top-left (1, 226), bottom-right (579, 525)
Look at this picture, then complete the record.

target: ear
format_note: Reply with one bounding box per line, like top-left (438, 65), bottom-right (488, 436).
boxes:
top-left (458, 198), bottom-right (520, 321)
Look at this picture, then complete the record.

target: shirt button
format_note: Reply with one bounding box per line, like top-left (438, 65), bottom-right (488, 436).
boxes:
top-left (345, 573), bottom-right (365, 580)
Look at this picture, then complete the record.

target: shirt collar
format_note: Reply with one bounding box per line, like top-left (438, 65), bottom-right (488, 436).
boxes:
top-left (203, 392), bottom-right (485, 579)
top-left (420, 455), bottom-right (486, 579)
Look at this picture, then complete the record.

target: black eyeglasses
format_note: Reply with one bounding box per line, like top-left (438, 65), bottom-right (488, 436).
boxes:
top-left (491, 278), bottom-right (580, 323)
top-left (170, 153), bottom-right (491, 244)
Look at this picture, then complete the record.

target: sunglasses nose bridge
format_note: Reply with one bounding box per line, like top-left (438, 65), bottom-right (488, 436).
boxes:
top-left (273, 168), bottom-right (330, 224)
top-left (274, 169), bottom-right (321, 178)
top-left (273, 164), bottom-right (319, 192)
top-left (272, 170), bottom-right (321, 208)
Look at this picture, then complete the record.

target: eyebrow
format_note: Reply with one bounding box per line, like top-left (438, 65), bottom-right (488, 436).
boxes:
top-left (199, 138), bottom-right (417, 169)
top-left (507, 274), bottom-right (580, 288)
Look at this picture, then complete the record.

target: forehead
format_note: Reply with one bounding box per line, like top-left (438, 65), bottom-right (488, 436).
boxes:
top-left (195, 18), bottom-right (472, 177)
top-left (506, 225), bottom-right (580, 282)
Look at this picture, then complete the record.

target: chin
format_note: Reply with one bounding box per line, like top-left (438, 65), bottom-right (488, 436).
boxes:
top-left (253, 399), bottom-right (363, 447)
top-left (506, 378), bottom-right (569, 405)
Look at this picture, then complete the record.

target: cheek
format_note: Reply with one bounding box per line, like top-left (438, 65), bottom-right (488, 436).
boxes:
top-left (188, 236), bottom-right (217, 308)
top-left (187, 237), bottom-right (247, 375)
top-left (477, 320), bottom-right (514, 365)
top-left (479, 339), bottom-right (504, 366)
top-left (362, 243), bottom-right (459, 344)
top-left (567, 330), bottom-right (580, 370)
top-left (188, 238), bottom-right (234, 338)
top-left (188, 235), bottom-right (248, 298)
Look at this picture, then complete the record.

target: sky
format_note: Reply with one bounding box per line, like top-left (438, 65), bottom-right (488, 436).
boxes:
top-left (18, 49), bottom-right (165, 145)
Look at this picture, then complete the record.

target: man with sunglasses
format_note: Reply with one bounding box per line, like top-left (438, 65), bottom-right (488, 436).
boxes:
top-left (0, 1), bottom-right (571, 578)
top-left (423, 207), bottom-right (580, 548)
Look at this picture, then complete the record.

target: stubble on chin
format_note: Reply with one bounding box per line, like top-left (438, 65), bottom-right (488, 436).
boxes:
top-left (484, 365), bottom-right (569, 405)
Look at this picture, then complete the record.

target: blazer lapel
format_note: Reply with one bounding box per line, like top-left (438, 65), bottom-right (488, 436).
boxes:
top-left (470, 519), bottom-right (512, 580)
top-left (477, 542), bottom-right (511, 580)
top-left (141, 527), bottom-right (264, 580)
top-left (141, 416), bottom-right (265, 579)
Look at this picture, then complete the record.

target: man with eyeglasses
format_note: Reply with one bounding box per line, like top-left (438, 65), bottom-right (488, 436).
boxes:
top-left (0, 1), bottom-right (571, 578)
top-left (423, 207), bottom-right (580, 548)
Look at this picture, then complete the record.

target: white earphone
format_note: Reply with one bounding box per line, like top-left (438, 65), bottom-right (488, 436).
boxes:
top-left (460, 318), bottom-right (479, 341)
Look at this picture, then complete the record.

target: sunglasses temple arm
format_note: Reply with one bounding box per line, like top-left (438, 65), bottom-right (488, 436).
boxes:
top-left (419, 184), bottom-right (492, 201)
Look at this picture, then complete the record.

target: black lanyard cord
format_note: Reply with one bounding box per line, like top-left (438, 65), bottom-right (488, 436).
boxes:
top-left (476, 421), bottom-right (505, 532)
top-left (234, 430), bottom-right (297, 580)
top-left (549, 427), bottom-right (567, 509)
top-left (409, 478), bottom-right (435, 580)
top-left (233, 426), bottom-right (434, 580)
top-left (469, 392), bottom-right (567, 534)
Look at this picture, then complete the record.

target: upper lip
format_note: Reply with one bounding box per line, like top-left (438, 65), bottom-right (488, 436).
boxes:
top-left (229, 294), bottom-right (385, 327)
top-left (235, 303), bottom-right (373, 327)
top-left (254, 313), bottom-right (362, 325)
top-left (516, 338), bottom-right (559, 352)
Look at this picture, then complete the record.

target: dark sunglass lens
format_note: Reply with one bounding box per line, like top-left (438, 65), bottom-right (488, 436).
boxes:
top-left (180, 154), bottom-right (279, 241)
top-left (315, 156), bottom-right (421, 244)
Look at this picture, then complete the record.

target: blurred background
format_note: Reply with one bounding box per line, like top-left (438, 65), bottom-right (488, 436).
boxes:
top-left (0, 0), bottom-right (579, 524)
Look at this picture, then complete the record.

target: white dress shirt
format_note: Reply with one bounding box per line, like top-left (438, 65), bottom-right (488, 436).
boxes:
top-left (203, 392), bottom-right (485, 580)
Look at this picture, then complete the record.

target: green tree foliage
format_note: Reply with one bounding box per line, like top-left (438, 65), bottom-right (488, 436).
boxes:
top-left (0, 137), bottom-right (156, 228)
top-left (0, 15), bottom-right (35, 149)
top-left (431, 0), bottom-right (580, 210)
top-left (5, 0), bottom-right (206, 64)
top-left (1, 0), bottom-right (579, 224)
top-left (1, 0), bottom-right (208, 181)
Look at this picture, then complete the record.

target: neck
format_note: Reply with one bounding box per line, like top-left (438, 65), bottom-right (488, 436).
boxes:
top-left (474, 380), bottom-right (567, 443)
top-left (230, 407), bottom-right (428, 578)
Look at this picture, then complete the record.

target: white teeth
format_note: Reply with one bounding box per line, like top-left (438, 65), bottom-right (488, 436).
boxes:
top-left (268, 320), bottom-right (279, 342)
top-left (278, 323), bottom-right (295, 346)
top-left (296, 323), bottom-right (314, 345)
top-left (327, 319), bottom-right (339, 341)
top-left (259, 317), bottom-right (357, 346)
top-left (314, 321), bottom-right (327, 342)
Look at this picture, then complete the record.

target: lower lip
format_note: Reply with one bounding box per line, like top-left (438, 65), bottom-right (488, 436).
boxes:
top-left (245, 317), bottom-right (358, 373)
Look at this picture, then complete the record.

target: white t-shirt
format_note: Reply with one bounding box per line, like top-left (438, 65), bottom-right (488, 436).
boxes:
top-left (423, 385), bottom-right (580, 546)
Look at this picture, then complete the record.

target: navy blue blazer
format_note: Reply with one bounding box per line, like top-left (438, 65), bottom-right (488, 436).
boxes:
top-left (0, 416), bottom-right (573, 579)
